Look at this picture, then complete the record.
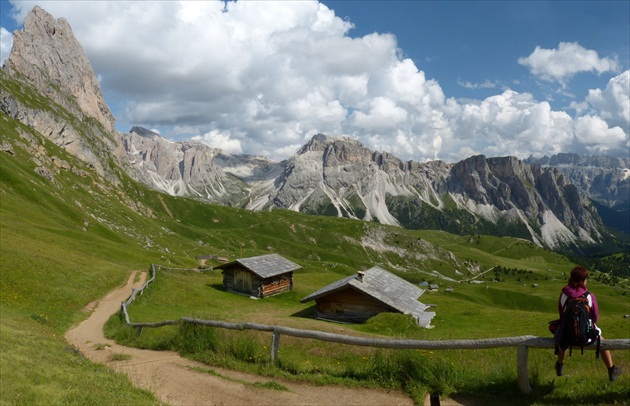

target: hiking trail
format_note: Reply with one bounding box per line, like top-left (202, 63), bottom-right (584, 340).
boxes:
top-left (65, 271), bottom-right (415, 405)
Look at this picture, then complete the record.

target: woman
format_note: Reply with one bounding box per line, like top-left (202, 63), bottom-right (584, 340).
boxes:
top-left (554, 266), bottom-right (622, 381)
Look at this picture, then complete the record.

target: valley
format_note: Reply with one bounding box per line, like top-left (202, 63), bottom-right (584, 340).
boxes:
top-left (1, 6), bottom-right (628, 406)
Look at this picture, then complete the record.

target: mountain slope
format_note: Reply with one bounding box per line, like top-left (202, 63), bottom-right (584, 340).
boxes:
top-left (1, 7), bottom-right (628, 405)
top-left (0, 5), bottom-right (619, 255)
top-left (122, 130), bottom-right (610, 250)
top-left (527, 153), bottom-right (630, 235)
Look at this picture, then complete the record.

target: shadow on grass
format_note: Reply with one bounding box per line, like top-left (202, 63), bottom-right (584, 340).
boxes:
top-left (449, 380), bottom-right (555, 406)
top-left (451, 379), bottom-right (628, 406)
top-left (290, 305), bottom-right (316, 319)
top-left (206, 283), bottom-right (225, 291)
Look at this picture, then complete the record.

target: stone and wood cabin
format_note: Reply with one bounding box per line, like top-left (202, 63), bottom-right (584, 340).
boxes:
top-left (300, 266), bottom-right (435, 327)
top-left (214, 253), bottom-right (301, 298)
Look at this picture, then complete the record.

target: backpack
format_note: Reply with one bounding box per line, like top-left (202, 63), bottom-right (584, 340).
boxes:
top-left (558, 291), bottom-right (600, 358)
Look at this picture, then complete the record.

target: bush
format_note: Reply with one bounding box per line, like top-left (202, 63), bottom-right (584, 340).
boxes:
top-left (174, 322), bottom-right (217, 355)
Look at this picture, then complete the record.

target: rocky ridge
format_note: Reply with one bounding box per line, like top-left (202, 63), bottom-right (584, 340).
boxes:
top-left (1, 6), bottom-right (622, 252)
top-left (4, 6), bottom-right (115, 134)
top-left (123, 128), bottom-right (606, 249)
top-left (1, 6), bottom-right (121, 178)
top-left (122, 128), bottom-right (251, 205)
top-left (526, 153), bottom-right (630, 210)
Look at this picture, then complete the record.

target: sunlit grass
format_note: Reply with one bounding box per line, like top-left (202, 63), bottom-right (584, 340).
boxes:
top-left (105, 268), bottom-right (629, 405)
top-left (1, 86), bottom-right (628, 406)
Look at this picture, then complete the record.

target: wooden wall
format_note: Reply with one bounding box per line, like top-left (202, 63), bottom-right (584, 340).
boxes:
top-left (222, 266), bottom-right (293, 298)
top-left (314, 287), bottom-right (392, 323)
top-left (260, 274), bottom-right (293, 297)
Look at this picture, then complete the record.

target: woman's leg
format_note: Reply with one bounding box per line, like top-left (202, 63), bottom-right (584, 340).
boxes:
top-left (555, 349), bottom-right (565, 376)
top-left (601, 349), bottom-right (613, 369)
top-left (557, 350), bottom-right (565, 364)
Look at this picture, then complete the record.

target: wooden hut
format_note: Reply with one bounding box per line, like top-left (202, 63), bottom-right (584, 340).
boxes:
top-left (214, 253), bottom-right (301, 298)
top-left (300, 266), bottom-right (435, 327)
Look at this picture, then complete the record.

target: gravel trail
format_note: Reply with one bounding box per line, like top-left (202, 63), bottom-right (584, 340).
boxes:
top-left (65, 271), bottom-right (414, 405)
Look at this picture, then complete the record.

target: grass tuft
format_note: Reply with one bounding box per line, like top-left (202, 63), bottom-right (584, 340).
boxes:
top-left (109, 353), bottom-right (132, 361)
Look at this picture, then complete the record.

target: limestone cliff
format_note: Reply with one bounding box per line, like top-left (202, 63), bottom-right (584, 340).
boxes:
top-left (0, 6), bottom-right (617, 252)
top-left (1, 6), bottom-right (120, 178)
top-left (4, 6), bottom-right (115, 133)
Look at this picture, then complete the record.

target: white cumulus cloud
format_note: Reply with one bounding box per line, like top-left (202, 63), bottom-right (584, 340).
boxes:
top-left (193, 130), bottom-right (243, 155)
top-left (574, 115), bottom-right (627, 155)
top-left (445, 90), bottom-right (574, 161)
top-left (518, 42), bottom-right (620, 85)
top-left (0, 27), bottom-right (13, 66)
top-left (584, 70), bottom-right (630, 130)
top-left (4, 1), bottom-right (629, 163)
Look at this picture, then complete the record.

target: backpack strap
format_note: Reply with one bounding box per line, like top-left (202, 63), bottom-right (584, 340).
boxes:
top-left (595, 335), bottom-right (601, 359)
top-left (560, 293), bottom-right (568, 311)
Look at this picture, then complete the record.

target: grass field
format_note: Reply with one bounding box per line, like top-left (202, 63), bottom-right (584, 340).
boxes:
top-left (104, 263), bottom-right (630, 405)
top-left (1, 94), bottom-right (629, 405)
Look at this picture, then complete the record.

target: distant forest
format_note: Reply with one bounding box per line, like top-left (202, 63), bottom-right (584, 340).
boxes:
top-left (574, 251), bottom-right (630, 279)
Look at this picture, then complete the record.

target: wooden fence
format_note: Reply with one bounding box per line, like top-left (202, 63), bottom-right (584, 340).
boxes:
top-left (121, 264), bottom-right (630, 394)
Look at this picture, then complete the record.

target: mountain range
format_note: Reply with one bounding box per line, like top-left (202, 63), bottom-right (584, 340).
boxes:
top-left (2, 6), bottom-right (628, 253)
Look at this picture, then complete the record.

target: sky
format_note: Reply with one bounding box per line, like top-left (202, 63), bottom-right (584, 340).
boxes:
top-left (1, 0), bottom-right (628, 163)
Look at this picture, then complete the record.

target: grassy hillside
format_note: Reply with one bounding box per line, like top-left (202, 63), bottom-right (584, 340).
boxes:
top-left (1, 76), bottom-right (629, 404)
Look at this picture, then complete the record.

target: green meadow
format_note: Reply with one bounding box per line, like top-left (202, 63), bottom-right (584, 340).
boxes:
top-left (1, 90), bottom-right (629, 405)
top-left (105, 265), bottom-right (629, 405)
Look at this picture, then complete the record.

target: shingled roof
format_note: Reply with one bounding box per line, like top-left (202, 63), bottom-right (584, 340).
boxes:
top-left (301, 266), bottom-right (435, 327)
top-left (215, 253), bottom-right (301, 278)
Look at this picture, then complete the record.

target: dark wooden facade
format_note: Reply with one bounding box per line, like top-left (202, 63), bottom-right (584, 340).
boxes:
top-left (222, 266), bottom-right (293, 298)
top-left (300, 266), bottom-right (435, 327)
top-left (313, 287), bottom-right (392, 323)
top-left (216, 254), bottom-right (300, 298)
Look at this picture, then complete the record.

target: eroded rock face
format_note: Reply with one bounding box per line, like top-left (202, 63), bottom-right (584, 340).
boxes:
top-left (258, 137), bottom-right (607, 248)
top-left (0, 6), bottom-right (616, 251)
top-left (121, 128), bottom-right (252, 205)
top-left (255, 134), bottom-right (604, 248)
top-left (1, 6), bottom-right (123, 179)
top-left (526, 153), bottom-right (630, 210)
top-left (4, 6), bottom-right (115, 133)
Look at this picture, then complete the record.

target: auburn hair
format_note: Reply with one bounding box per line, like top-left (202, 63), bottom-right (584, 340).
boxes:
top-left (568, 266), bottom-right (589, 289)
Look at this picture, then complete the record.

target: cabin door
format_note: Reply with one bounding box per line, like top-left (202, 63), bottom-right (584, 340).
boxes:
top-left (234, 270), bottom-right (252, 293)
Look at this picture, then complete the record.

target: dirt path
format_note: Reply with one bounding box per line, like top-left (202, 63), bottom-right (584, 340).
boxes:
top-left (65, 271), bottom-right (414, 406)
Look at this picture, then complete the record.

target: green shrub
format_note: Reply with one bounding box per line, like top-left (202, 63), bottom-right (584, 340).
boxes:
top-left (174, 322), bottom-right (218, 355)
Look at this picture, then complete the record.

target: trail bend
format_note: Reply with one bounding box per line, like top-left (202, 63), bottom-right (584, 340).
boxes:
top-left (65, 271), bottom-right (413, 405)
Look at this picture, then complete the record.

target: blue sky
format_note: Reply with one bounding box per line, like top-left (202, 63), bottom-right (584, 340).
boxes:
top-left (323, 1), bottom-right (628, 106)
top-left (1, 0), bottom-right (628, 162)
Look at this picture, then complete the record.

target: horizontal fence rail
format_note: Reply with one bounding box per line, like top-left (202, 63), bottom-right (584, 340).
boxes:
top-left (121, 264), bottom-right (630, 394)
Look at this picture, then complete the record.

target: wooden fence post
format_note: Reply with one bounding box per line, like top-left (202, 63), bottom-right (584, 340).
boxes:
top-left (271, 330), bottom-right (281, 365)
top-left (517, 344), bottom-right (532, 394)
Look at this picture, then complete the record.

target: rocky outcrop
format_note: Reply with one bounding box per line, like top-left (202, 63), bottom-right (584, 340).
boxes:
top-left (122, 127), bottom-right (251, 205)
top-left (526, 153), bottom-right (630, 210)
top-left (121, 130), bottom-right (607, 249)
top-left (1, 6), bottom-right (122, 179)
top-left (4, 6), bottom-right (115, 133)
top-left (214, 134), bottom-right (602, 249)
top-left (526, 153), bottom-right (629, 235)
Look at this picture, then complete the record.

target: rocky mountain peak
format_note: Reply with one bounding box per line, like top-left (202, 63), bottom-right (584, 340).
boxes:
top-left (1, 6), bottom-right (620, 251)
top-left (5, 6), bottom-right (115, 133)
top-left (130, 126), bottom-right (161, 138)
top-left (531, 153), bottom-right (630, 169)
